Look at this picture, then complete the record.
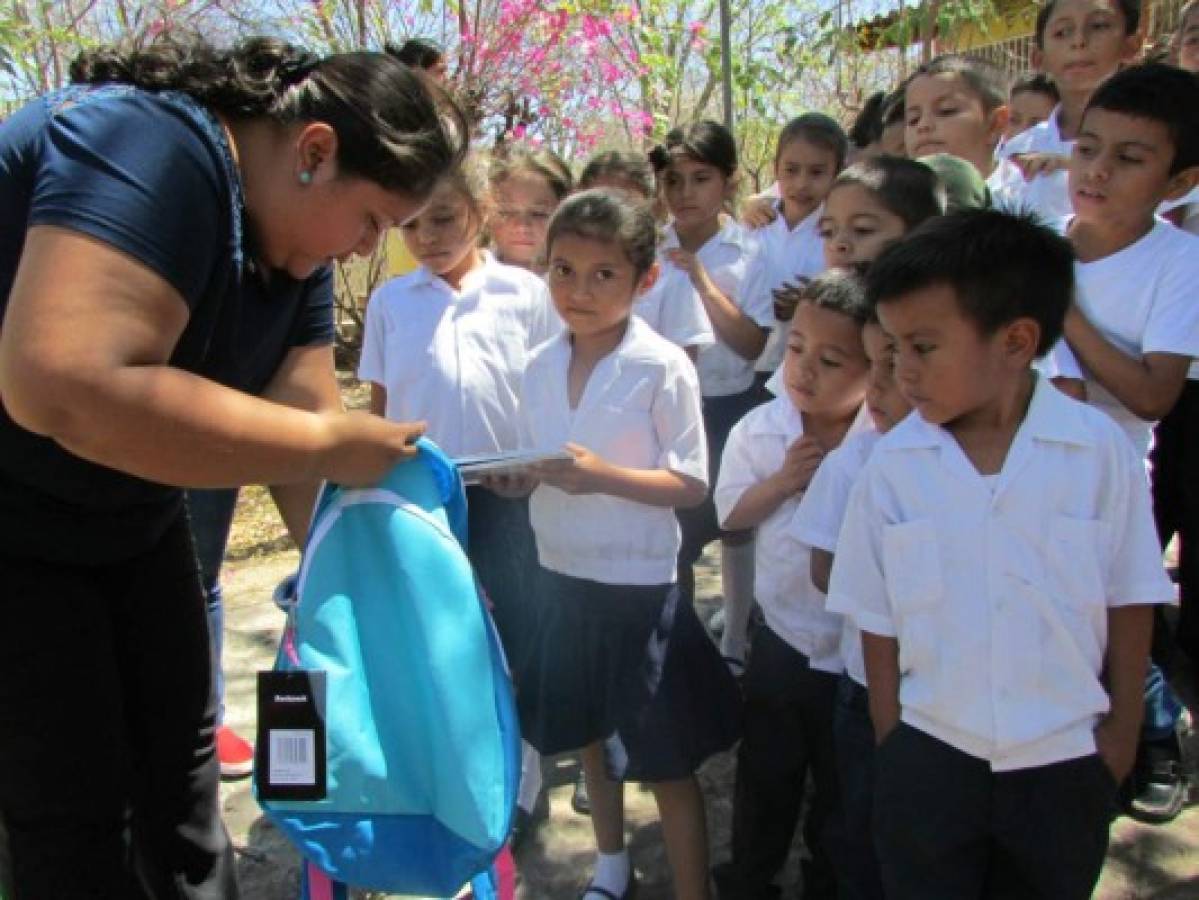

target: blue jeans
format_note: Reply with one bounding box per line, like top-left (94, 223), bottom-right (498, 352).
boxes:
top-left (1143, 661), bottom-right (1184, 742)
top-left (185, 488), bottom-right (239, 726)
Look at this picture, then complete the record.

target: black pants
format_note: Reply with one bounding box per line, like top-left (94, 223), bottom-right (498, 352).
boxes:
top-left (832, 676), bottom-right (884, 900)
top-left (874, 723), bottom-right (1115, 900)
top-left (716, 626), bottom-right (842, 900)
top-left (0, 515), bottom-right (237, 899)
top-left (1152, 378), bottom-right (1199, 661)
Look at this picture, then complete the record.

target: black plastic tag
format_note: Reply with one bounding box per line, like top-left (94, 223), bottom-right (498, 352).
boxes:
top-left (254, 670), bottom-right (327, 801)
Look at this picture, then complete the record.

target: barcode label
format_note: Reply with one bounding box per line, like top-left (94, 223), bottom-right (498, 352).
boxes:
top-left (269, 728), bottom-right (316, 786)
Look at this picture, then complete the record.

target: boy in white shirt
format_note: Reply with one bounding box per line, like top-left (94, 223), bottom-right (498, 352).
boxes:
top-left (711, 271), bottom-right (870, 900)
top-left (991, 0), bottom-right (1141, 217)
top-left (789, 310), bottom-right (914, 900)
top-left (1058, 63), bottom-right (1199, 823)
top-left (829, 209), bottom-right (1175, 899)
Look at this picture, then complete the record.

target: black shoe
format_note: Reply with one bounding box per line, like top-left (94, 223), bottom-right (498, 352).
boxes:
top-left (510, 788), bottom-right (549, 852)
top-left (572, 770), bottom-right (591, 816)
top-left (1128, 732), bottom-right (1188, 824)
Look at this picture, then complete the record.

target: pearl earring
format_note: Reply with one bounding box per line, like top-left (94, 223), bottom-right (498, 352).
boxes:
top-left (299, 170), bottom-right (313, 185)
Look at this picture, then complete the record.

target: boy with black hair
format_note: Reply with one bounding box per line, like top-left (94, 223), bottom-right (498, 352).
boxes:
top-left (904, 54), bottom-right (1010, 182)
top-left (1003, 72), bottom-right (1060, 144)
top-left (829, 208), bottom-right (1175, 900)
top-left (1060, 61), bottom-right (1199, 822)
top-left (993, 0), bottom-right (1143, 217)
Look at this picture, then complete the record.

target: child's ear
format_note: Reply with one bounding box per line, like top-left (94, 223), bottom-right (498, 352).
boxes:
top-left (1162, 165), bottom-right (1199, 204)
top-left (1003, 317), bottom-right (1041, 366)
top-left (636, 260), bottom-right (661, 297)
top-left (986, 104), bottom-right (1011, 147)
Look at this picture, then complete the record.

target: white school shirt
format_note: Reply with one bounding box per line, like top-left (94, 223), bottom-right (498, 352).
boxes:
top-left (827, 376), bottom-right (1175, 771)
top-left (789, 428), bottom-right (882, 685)
top-left (660, 220), bottom-right (775, 397)
top-left (521, 317), bottom-right (708, 586)
top-left (753, 204), bottom-right (827, 374)
top-left (714, 396), bottom-right (872, 671)
top-left (1070, 218), bottom-right (1199, 455)
top-left (990, 107), bottom-right (1073, 220)
top-left (357, 253), bottom-right (559, 457)
top-left (633, 260), bottom-right (715, 350)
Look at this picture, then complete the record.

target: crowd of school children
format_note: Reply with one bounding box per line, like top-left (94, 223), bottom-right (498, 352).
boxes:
top-left (338, 2), bottom-right (1199, 896)
top-left (9, 1), bottom-right (1194, 896)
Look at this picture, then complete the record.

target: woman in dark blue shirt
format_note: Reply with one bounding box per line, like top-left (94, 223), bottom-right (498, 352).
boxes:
top-left (0, 36), bottom-right (465, 897)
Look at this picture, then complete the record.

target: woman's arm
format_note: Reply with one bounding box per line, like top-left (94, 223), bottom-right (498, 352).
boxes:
top-left (262, 343), bottom-right (345, 546)
top-left (0, 227), bottom-right (423, 489)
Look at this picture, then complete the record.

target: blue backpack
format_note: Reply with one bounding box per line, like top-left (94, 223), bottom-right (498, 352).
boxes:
top-left (256, 440), bottom-right (520, 898)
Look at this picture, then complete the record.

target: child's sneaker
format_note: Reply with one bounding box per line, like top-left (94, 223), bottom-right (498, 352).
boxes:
top-left (217, 725), bottom-right (254, 779)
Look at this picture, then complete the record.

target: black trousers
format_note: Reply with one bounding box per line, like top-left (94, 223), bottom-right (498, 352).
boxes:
top-left (874, 723), bottom-right (1115, 900)
top-left (0, 515), bottom-right (237, 899)
top-left (1152, 378), bottom-right (1199, 660)
top-left (716, 625), bottom-right (842, 900)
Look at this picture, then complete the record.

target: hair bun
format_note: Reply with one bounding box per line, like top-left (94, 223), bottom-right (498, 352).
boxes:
top-left (648, 144), bottom-right (672, 171)
top-left (276, 50), bottom-right (322, 87)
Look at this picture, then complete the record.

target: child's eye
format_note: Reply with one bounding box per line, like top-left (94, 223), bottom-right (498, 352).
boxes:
top-left (913, 343), bottom-right (935, 356)
top-left (1076, 144), bottom-right (1096, 158)
top-left (853, 227), bottom-right (877, 238)
top-left (595, 268), bottom-right (616, 281)
top-left (1118, 153), bottom-right (1144, 165)
top-left (401, 219), bottom-right (418, 232)
top-left (937, 105), bottom-right (960, 116)
top-left (550, 263), bottom-right (572, 278)
top-left (817, 224), bottom-right (835, 239)
top-left (820, 357), bottom-right (843, 368)
top-left (530, 211), bottom-right (551, 223)
top-left (433, 216), bottom-right (455, 227)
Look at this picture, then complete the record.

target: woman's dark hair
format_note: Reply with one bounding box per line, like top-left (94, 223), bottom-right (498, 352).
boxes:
top-left (649, 119), bottom-right (738, 177)
top-left (775, 112), bottom-right (850, 171)
top-left (489, 146), bottom-right (574, 200)
top-left (546, 188), bottom-right (658, 279)
top-left (849, 91), bottom-right (887, 148)
top-left (70, 35), bottom-right (467, 198)
top-left (578, 150), bottom-right (655, 198)
top-left (384, 37), bottom-right (443, 71)
top-left (831, 156), bottom-right (947, 229)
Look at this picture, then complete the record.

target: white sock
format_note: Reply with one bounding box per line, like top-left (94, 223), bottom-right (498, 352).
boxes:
top-left (517, 741), bottom-right (543, 814)
top-left (719, 540), bottom-right (756, 663)
top-left (587, 849), bottom-right (631, 897)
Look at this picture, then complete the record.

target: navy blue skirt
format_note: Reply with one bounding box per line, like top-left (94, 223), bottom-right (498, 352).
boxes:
top-left (516, 567), bottom-right (742, 782)
top-left (465, 488), bottom-right (539, 676)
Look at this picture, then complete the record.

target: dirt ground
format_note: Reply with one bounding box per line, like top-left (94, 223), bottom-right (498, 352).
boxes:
top-left (214, 487), bottom-right (1199, 900)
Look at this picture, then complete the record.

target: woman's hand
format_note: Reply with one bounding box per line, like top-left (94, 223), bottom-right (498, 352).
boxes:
top-left (315, 412), bottom-right (425, 487)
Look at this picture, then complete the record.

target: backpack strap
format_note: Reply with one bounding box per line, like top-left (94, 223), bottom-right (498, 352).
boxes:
top-left (415, 439), bottom-right (469, 547)
top-left (299, 860), bottom-right (348, 900)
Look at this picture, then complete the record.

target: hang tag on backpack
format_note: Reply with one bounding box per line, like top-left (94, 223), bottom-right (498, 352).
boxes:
top-left (255, 670), bottom-right (327, 801)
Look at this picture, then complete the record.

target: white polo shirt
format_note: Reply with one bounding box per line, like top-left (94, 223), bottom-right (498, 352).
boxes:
top-left (790, 428), bottom-right (882, 685)
top-left (714, 396), bottom-right (872, 671)
top-left (634, 260), bottom-right (715, 350)
top-left (990, 107), bottom-right (1073, 220)
top-left (358, 254), bottom-right (559, 457)
top-left (827, 376), bottom-right (1175, 771)
top-left (659, 220), bottom-right (775, 397)
top-left (753, 204), bottom-right (827, 374)
top-left (1070, 218), bottom-right (1199, 456)
top-left (521, 317), bottom-right (708, 586)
